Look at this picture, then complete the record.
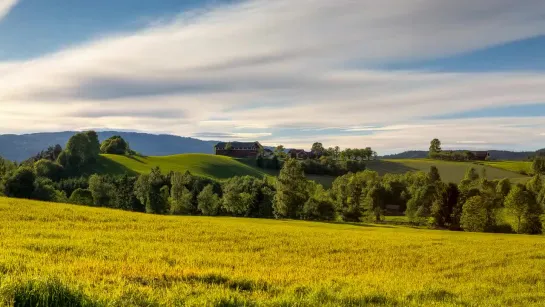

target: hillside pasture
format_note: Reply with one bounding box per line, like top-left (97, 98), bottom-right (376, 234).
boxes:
top-left (99, 153), bottom-right (266, 180)
top-left (1, 198), bottom-right (545, 306)
top-left (366, 159), bottom-right (530, 184)
top-left (479, 160), bottom-right (533, 176)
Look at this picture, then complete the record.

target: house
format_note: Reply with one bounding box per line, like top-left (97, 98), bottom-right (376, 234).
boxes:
top-left (472, 151), bottom-right (490, 161)
top-left (214, 141), bottom-right (262, 158)
top-left (288, 149), bottom-right (309, 159)
top-left (263, 148), bottom-right (274, 158)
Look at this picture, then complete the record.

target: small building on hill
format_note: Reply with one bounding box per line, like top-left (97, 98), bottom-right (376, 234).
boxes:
top-left (214, 141), bottom-right (262, 158)
top-left (472, 151), bottom-right (490, 161)
top-left (288, 149), bottom-right (309, 159)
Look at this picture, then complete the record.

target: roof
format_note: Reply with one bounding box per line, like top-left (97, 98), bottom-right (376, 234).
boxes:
top-left (264, 148), bottom-right (273, 152)
top-left (215, 141), bottom-right (261, 149)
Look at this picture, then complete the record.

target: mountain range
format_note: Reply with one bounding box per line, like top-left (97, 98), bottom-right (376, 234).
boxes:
top-left (0, 131), bottom-right (218, 161)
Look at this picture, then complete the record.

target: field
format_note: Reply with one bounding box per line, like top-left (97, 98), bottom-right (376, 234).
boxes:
top-left (2, 198), bottom-right (545, 306)
top-left (97, 154), bottom-right (337, 187)
top-left (479, 161), bottom-right (533, 176)
top-left (96, 154), bottom-right (266, 180)
top-left (366, 159), bottom-right (530, 184)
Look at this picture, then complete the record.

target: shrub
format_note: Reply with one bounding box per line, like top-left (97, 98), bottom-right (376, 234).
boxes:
top-left (69, 189), bottom-right (94, 206)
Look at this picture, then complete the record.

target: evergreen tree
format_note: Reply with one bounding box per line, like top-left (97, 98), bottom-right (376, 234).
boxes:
top-left (273, 159), bottom-right (308, 219)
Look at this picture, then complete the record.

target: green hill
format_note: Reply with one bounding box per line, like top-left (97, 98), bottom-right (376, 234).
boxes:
top-left (366, 159), bottom-right (530, 183)
top-left (96, 153), bottom-right (266, 180)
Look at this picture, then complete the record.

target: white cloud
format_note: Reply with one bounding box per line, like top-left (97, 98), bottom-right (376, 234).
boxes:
top-left (0, 0), bottom-right (17, 21)
top-left (1, 0), bottom-right (545, 152)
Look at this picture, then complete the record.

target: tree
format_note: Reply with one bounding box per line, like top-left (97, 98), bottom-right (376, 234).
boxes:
top-left (169, 172), bottom-right (194, 214)
top-left (3, 167), bottom-right (36, 199)
top-left (135, 167), bottom-right (168, 214)
top-left (274, 145), bottom-right (286, 158)
top-left (273, 159), bottom-right (308, 218)
top-left (311, 142), bottom-right (325, 157)
top-left (58, 131), bottom-right (100, 172)
top-left (533, 156), bottom-right (545, 175)
top-left (461, 196), bottom-right (488, 232)
top-left (69, 188), bottom-right (94, 206)
top-left (301, 184), bottom-right (335, 221)
top-left (88, 174), bottom-right (115, 207)
top-left (197, 184), bottom-right (220, 215)
top-left (32, 177), bottom-right (59, 201)
top-left (505, 185), bottom-right (530, 233)
top-left (34, 159), bottom-right (63, 181)
top-left (256, 155), bottom-right (264, 168)
top-left (431, 182), bottom-right (460, 228)
top-left (100, 136), bottom-right (130, 155)
top-left (225, 142), bottom-right (233, 152)
top-left (429, 138), bottom-right (442, 156)
top-left (364, 184), bottom-right (388, 222)
top-left (464, 167), bottom-right (480, 182)
top-left (496, 178), bottom-right (511, 198)
top-left (428, 166), bottom-right (441, 183)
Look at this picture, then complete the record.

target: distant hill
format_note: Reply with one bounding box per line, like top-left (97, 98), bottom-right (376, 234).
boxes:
top-left (382, 150), bottom-right (535, 161)
top-left (0, 131), bottom-right (218, 161)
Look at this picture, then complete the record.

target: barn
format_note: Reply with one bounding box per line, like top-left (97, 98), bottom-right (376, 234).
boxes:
top-left (214, 141), bottom-right (263, 158)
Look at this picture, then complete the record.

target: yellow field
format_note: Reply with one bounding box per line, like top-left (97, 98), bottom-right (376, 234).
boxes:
top-left (1, 197), bottom-right (545, 306)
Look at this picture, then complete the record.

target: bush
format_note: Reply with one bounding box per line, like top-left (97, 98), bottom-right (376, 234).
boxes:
top-left (34, 159), bottom-right (64, 181)
top-left (302, 197), bottom-right (336, 221)
top-left (3, 167), bottom-right (36, 199)
top-left (69, 188), bottom-right (94, 206)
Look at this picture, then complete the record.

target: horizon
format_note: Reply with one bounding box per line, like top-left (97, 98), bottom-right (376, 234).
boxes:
top-left (1, 0), bottom-right (544, 153)
top-left (1, 130), bottom-right (542, 156)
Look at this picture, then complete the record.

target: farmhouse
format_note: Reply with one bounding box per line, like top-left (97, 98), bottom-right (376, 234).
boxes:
top-left (288, 149), bottom-right (309, 159)
top-left (214, 141), bottom-right (262, 158)
top-left (473, 151), bottom-right (490, 161)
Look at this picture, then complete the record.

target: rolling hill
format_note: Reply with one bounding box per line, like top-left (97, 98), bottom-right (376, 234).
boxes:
top-left (96, 154), bottom-right (266, 180)
top-left (2, 197), bottom-right (545, 306)
top-left (382, 150), bottom-right (536, 161)
top-left (365, 159), bottom-right (530, 183)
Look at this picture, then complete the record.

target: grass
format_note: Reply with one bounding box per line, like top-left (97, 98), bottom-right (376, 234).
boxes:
top-left (479, 160), bottom-right (533, 176)
top-left (98, 154), bottom-right (266, 180)
top-left (2, 198), bottom-right (545, 306)
top-left (366, 159), bottom-right (530, 184)
top-left (98, 154), bottom-right (337, 187)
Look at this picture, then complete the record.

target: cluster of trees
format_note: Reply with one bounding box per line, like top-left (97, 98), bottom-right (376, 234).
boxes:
top-left (428, 139), bottom-right (483, 161)
top-left (0, 132), bottom-right (136, 202)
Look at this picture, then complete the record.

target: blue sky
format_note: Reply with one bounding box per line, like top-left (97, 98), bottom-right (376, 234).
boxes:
top-left (1, 0), bottom-right (545, 154)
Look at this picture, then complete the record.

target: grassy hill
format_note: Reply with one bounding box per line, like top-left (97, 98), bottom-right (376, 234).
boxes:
top-left (97, 153), bottom-right (266, 180)
top-left (2, 197), bottom-right (545, 306)
top-left (365, 159), bottom-right (530, 183)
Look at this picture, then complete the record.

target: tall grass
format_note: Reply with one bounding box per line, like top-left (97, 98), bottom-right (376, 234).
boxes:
top-left (1, 197), bottom-right (545, 306)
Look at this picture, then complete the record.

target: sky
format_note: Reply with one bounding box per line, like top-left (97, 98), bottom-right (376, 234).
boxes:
top-left (1, 0), bottom-right (545, 154)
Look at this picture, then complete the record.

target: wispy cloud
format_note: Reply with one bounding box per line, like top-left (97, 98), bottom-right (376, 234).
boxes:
top-left (0, 0), bottom-right (17, 21)
top-left (1, 0), bottom-right (545, 152)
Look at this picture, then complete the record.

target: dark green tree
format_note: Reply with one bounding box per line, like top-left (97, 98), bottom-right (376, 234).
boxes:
top-left (100, 136), bottom-right (130, 155)
top-left (273, 159), bottom-right (308, 219)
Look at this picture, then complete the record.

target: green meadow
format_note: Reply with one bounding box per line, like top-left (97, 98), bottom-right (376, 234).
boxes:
top-left (1, 197), bottom-right (545, 306)
top-left (366, 159), bottom-right (530, 184)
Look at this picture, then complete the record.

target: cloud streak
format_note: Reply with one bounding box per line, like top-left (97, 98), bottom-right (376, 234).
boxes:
top-left (1, 0), bottom-right (545, 153)
top-left (0, 0), bottom-right (17, 21)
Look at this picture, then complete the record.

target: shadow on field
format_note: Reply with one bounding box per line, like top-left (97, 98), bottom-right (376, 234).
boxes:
top-left (322, 221), bottom-right (395, 228)
top-left (366, 160), bottom-right (418, 175)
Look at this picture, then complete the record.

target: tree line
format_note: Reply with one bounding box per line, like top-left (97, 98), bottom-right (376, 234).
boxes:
top-left (1, 131), bottom-right (544, 235)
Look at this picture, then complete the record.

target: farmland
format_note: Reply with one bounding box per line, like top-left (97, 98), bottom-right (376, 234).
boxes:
top-left (1, 198), bottom-right (545, 306)
top-left (365, 159), bottom-right (530, 184)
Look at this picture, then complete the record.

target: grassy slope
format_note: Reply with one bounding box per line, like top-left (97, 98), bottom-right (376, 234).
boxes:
top-left (1, 198), bottom-right (545, 306)
top-left (366, 159), bottom-right (530, 184)
top-left (99, 153), bottom-right (266, 180)
top-left (479, 160), bottom-right (533, 175)
top-left (99, 154), bottom-right (337, 187)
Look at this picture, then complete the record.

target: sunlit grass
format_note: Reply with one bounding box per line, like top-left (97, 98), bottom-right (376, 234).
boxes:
top-left (480, 160), bottom-right (533, 176)
top-left (1, 197), bottom-right (545, 306)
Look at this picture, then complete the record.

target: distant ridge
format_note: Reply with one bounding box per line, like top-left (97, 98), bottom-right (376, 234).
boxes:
top-left (381, 150), bottom-right (535, 161)
top-left (0, 131), bottom-right (218, 161)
